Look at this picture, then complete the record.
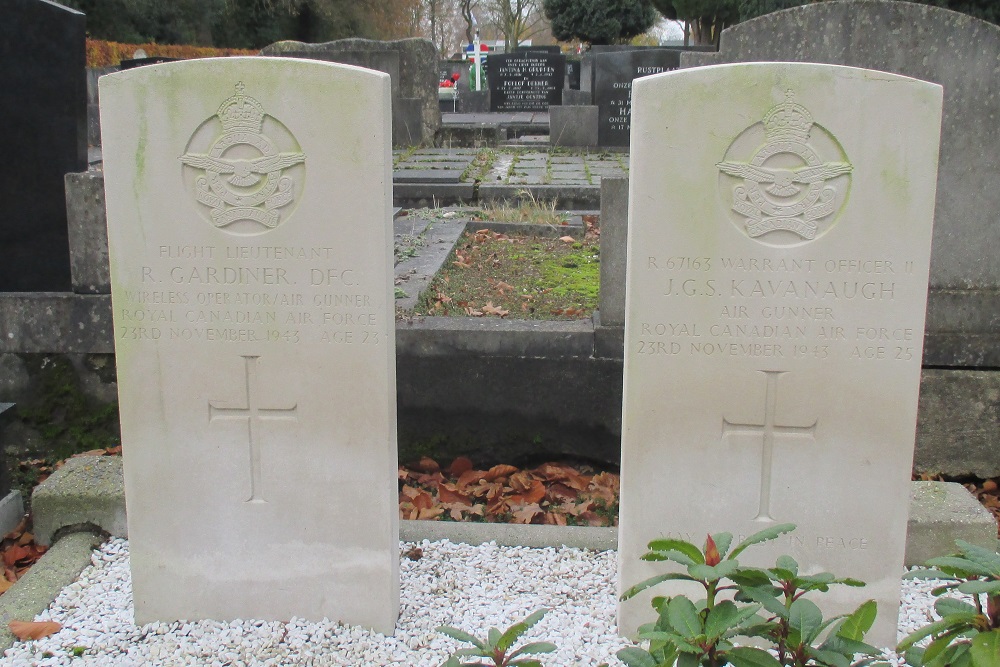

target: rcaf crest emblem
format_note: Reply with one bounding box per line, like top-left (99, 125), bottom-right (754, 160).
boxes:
top-left (717, 90), bottom-right (851, 246)
top-left (180, 83), bottom-right (306, 235)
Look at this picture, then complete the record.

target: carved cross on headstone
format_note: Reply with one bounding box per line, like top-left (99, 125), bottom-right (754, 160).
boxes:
top-left (209, 355), bottom-right (297, 504)
top-left (722, 370), bottom-right (817, 522)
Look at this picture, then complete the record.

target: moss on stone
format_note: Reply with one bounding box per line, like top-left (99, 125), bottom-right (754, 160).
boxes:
top-left (15, 355), bottom-right (120, 462)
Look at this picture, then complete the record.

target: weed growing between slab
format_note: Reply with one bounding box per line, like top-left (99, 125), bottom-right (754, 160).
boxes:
top-left (462, 148), bottom-right (497, 183)
top-left (474, 194), bottom-right (570, 227)
top-left (412, 230), bottom-right (599, 320)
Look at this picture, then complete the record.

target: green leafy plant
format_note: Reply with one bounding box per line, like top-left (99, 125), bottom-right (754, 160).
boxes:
top-left (617, 524), bottom-right (884, 667)
top-left (438, 609), bottom-right (557, 666)
top-left (897, 540), bottom-right (1000, 667)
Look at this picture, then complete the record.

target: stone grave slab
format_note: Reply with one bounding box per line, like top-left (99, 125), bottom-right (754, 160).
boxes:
top-left (488, 52), bottom-right (565, 112)
top-left (392, 169), bottom-right (464, 184)
top-left (262, 38), bottom-right (440, 144)
top-left (99, 57), bottom-right (398, 632)
top-left (617, 63), bottom-right (942, 647)
top-left (399, 161), bottom-right (469, 170)
top-left (593, 49), bottom-right (679, 147)
top-left (1, 0), bottom-right (87, 291)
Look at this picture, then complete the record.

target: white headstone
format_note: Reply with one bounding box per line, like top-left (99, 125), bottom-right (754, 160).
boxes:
top-left (100, 58), bottom-right (398, 632)
top-left (617, 63), bottom-right (942, 646)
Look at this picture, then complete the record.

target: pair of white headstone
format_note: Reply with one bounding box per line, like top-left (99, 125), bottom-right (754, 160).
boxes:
top-left (101, 58), bottom-right (941, 646)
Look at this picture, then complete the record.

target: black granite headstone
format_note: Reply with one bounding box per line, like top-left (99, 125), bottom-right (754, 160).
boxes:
top-left (566, 60), bottom-right (581, 90)
top-left (487, 52), bottom-right (565, 112)
top-left (1, 0), bottom-right (86, 292)
top-left (439, 61), bottom-right (453, 83)
top-left (513, 45), bottom-right (562, 55)
top-left (593, 49), bottom-right (680, 146)
top-left (439, 60), bottom-right (470, 86)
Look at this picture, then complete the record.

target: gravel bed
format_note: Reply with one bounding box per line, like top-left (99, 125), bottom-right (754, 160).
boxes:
top-left (0, 538), bottom-right (962, 666)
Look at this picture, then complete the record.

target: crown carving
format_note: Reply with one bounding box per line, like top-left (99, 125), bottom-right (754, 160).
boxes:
top-left (762, 90), bottom-right (813, 143)
top-left (216, 82), bottom-right (265, 133)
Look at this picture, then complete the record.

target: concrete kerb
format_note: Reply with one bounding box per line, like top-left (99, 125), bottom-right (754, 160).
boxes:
top-left (30, 455), bottom-right (1000, 563)
top-left (32, 456), bottom-right (127, 547)
top-left (0, 531), bottom-right (104, 652)
top-left (479, 184), bottom-right (600, 211)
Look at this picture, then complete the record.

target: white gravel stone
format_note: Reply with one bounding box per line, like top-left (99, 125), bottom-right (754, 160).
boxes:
top-left (0, 537), bottom-right (967, 666)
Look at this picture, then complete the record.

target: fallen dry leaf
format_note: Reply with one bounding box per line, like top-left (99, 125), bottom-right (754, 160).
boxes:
top-left (437, 483), bottom-right (471, 506)
top-left (8, 620), bottom-right (61, 641)
top-left (484, 464), bottom-right (518, 482)
top-left (456, 469), bottom-right (487, 489)
top-left (71, 449), bottom-right (107, 458)
top-left (446, 456), bottom-right (473, 477)
top-left (3, 546), bottom-right (30, 569)
top-left (510, 480), bottom-right (546, 506)
top-left (508, 470), bottom-right (534, 493)
top-left (412, 457), bottom-right (440, 474)
top-left (481, 301), bottom-right (509, 317)
top-left (512, 504), bottom-right (543, 524)
top-left (543, 512), bottom-right (568, 526)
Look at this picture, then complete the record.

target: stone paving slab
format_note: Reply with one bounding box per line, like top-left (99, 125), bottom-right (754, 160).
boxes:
top-left (364, 142), bottom-right (717, 199)
top-left (442, 112), bottom-right (549, 126)
top-left (397, 161), bottom-right (470, 170)
top-left (393, 218), bottom-right (467, 311)
top-left (393, 169), bottom-right (465, 184)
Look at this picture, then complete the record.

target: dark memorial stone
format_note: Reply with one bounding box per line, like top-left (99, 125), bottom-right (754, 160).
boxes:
top-left (1, 0), bottom-right (86, 291)
top-left (488, 52), bottom-right (565, 112)
top-left (593, 49), bottom-right (680, 146)
top-left (566, 60), bottom-right (581, 90)
top-left (514, 45), bottom-right (562, 55)
top-left (275, 50), bottom-right (401, 100)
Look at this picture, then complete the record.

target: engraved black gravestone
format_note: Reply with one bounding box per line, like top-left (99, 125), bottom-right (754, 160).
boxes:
top-left (566, 59), bottom-right (581, 90)
top-left (0, 0), bottom-right (86, 291)
top-left (593, 49), bottom-right (679, 146)
top-left (513, 45), bottom-right (562, 54)
top-left (487, 52), bottom-right (565, 112)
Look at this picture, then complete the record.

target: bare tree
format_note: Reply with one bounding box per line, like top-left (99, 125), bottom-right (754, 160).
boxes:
top-left (458, 0), bottom-right (480, 44)
top-left (482, 0), bottom-right (545, 51)
top-left (414, 0), bottom-right (465, 54)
